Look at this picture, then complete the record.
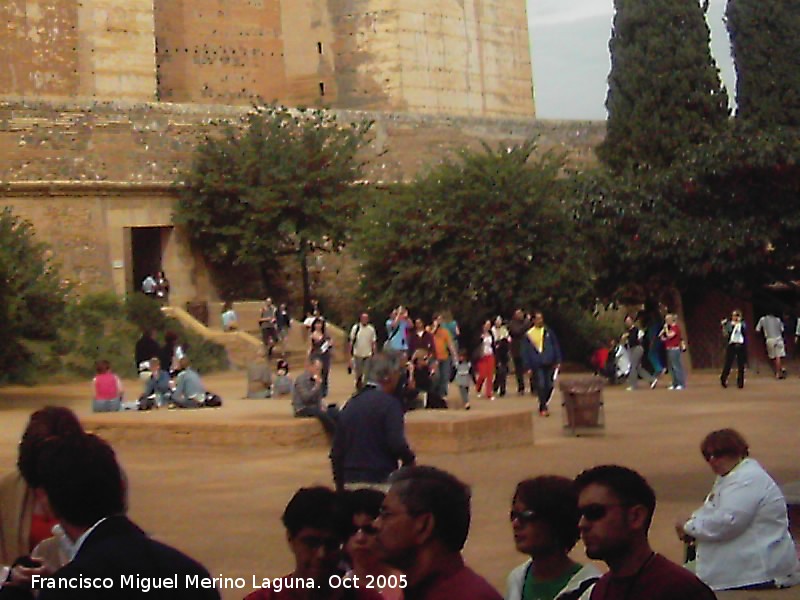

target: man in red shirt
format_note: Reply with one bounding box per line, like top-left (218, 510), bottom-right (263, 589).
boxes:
top-left (574, 465), bottom-right (716, 600)
top-left (374, 466), bottom-right (501, 600)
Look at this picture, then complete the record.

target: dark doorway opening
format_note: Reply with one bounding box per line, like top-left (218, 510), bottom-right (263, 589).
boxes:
top-left (131, 227), bottom-right (166, 293)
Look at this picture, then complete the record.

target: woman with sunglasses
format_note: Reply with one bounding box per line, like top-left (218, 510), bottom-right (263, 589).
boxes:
top-left (506, 476), bottom-right (600, 600)
top-left (676, 429), bottom-right (800, 590)
top-left (343, 489), bottom-right (404, 600)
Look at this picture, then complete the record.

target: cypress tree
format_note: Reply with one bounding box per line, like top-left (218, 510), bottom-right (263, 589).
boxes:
top-left (727, 0), bottom-right (800, 127)
top-left (598, 0), bottom-right (729, 172)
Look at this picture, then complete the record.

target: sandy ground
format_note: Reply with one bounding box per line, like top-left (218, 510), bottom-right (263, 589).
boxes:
top-left (1, 365), bottom-right (799, 599)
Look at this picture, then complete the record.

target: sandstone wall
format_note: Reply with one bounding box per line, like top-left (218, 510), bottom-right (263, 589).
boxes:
top-left (0, 99), bottom-right (605, 304)
top-left (0, 182), bottom-right (215, 307)
top-left (0, 99), bottom-right (603, 184)
top-left (329, 0), bottom-right (534, 118)
top-left (0, 0), bottom-right (156, 102)
top-left (154, 0), bottom-right (336, 107)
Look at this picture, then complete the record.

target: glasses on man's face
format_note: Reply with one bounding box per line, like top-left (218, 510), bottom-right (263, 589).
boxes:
top-left (349, 523), bottom-right (378, 537)
top-left (578, 503), bottom-right (625, 522)
top-left (509, 509), bottom-right (538, 524)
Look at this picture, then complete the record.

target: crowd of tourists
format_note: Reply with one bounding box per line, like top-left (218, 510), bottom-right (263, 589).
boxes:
top-left (595, 305), bottom-right (800, 392)
top-left (1, 407), bottom-right (797, 599)
top-left (91, 328), bottom-right (219, 412)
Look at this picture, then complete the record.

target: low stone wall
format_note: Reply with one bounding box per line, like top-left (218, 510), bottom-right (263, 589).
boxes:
top-left (83, 408), bottom-right (535, 454)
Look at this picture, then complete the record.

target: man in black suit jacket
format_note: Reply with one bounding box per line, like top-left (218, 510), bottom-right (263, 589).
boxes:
top-left (18, 434), bottom-right (220, 599)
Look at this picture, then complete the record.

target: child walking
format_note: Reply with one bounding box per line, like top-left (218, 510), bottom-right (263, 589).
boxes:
top-left (455, 350), bottom-right (473, 410)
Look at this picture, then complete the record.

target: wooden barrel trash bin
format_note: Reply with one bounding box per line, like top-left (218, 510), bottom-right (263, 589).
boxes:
top-left (559, 377), bottom-right (605, 436)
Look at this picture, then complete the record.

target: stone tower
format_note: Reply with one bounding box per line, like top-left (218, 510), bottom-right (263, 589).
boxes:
top-left (0, 0), bottom-right (156, 102)
top-left (153, 0), bottom-right (534, 118)
top-left (1, 0), bottom-right (534, 117)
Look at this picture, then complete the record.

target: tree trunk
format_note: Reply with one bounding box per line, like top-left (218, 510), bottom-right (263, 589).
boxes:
top-left (299, 239), bottom-right (311, 316)
top-left (259, 263), bottom-right (271, 298)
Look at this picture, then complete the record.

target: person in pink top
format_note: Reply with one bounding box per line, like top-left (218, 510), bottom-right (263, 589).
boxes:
top-left (92, 359), bottom-right (123, 412)
top-left (659, 313), bottom-right (686, 390)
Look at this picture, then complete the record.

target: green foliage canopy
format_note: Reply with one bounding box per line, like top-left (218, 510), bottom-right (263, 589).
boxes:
top-left (727, 0), bottom-right (800, 128)
top-left (175, 105), bottom-right (372, 310)
top-left (576, 125), bottom-right (800, 298)
top-left (599, 0), bottom-right (729, 172)
top-left (355, 140), bottom-right (601, 354)
top-left (0, 207), bottom-right (66, 382)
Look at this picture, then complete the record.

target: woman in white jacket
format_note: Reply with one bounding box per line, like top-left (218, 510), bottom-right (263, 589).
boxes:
top-left (505, 476), bottom-right (600, 600)
top-left (677, 428), bottom-right (800, 591)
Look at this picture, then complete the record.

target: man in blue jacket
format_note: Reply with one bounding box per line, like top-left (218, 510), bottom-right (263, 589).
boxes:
top-left (521, 311), bottom-right (562, 417)
top-left (330, 353), bottom-right (415, 490)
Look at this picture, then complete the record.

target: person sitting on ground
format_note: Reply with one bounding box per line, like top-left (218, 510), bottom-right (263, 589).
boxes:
top-left (134, 328), bottom-right (161, 379)
top-left (27, 433), bottom-right (219, 599)
top-left (505, 476), bottom-right (600, 600)
top-left (221, 302), bottom-right (239, 332)
top-left (141, 356), bottom-right (172, 408)
top-left (292, 358), bottom-right (337, 435)
top-left (246, 347), bottom-right (273, 399)
top-left (374, 465), bottom-right (502, 600)
top-left (245, 486), bottom-right (381, 600)
top-left (273, 358), bottom-right (293, 396)
top-left (676, 428), bottom-right (800, 590)
top-left (0, 407), bottom-right (84, 573)
top-left (92, 360), bottom-right (123, 413)
top-left (160, 330), bottom-right (180, 377)
top-left (171, 357), bottom-right (206, 408)
top-left (342, 489), bottom-right (405, 600)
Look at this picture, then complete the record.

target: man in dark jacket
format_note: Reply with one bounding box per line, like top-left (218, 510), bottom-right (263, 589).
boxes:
top-left (330, 353), bottom-right (416, 490)
top-left (508, 310), bottom-right (534, 395)
top-left (521, 311), bottom-right (562, 417)
top-left (25, 434), bottom-right (220, 599)
top-left (134, 329), bottom-right (161, 375)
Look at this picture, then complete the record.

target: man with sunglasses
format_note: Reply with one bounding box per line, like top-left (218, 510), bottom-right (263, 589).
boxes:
top-left (246, 487), bottom-right (381, 600)
top-left (374, 466), bottom-right (501, 600)
top-left (574, 466), bottom-right (716, 600)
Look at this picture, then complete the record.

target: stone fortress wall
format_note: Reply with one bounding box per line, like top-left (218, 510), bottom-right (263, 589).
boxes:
top-left (2, 0), bottom-right (534, 118)
top-left (0, 1), bottom-right (605, 307)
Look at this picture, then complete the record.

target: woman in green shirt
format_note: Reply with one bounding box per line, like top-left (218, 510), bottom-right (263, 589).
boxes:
top-left (505, 476), bottom-right (601, 600)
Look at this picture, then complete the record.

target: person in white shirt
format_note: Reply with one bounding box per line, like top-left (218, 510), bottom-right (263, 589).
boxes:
top-left (676, 428), bottom-right (800, 591)
top-left (348, 312), bottom-right (377, 390)
top-left (720, 309), bottom-right (747, 389)
top-left (755, 313), bottom-right (787, 378)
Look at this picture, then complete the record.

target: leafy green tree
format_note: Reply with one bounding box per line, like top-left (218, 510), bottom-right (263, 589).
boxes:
top-left (0, 207), bottom-right (66, 382)
top-left (355, 141), bottom-right (605, 358)
top-left (175, 105), bottom-right (372, 311)
top-left (599, 0), bottom-right (729, 172)
top-left (727, 0), bottom-right (800, 127)
top-left (575, 126), bottom-right (800, 299)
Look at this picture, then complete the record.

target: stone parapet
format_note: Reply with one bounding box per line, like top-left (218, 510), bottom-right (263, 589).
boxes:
top-left (0, 99), bottom-right (605, 185)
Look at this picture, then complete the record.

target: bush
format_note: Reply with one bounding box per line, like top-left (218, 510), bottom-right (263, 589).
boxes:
top-left (38, 292), bottom-right (228, 383)
top-left (125, 293), bottom-right (166, 332)
top-left (163, 317), bottom-right (229, 374)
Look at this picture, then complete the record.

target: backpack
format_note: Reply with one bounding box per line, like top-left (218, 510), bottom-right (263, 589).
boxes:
top-left (203, 392), bottom-right (223, 407)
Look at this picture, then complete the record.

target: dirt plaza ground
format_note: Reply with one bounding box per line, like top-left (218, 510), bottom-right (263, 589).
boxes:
top-left (1, 365), bottom-right (799, 600)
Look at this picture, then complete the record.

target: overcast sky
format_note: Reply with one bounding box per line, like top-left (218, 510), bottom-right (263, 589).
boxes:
top-left (527, 0), bottom-right (736, 120)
